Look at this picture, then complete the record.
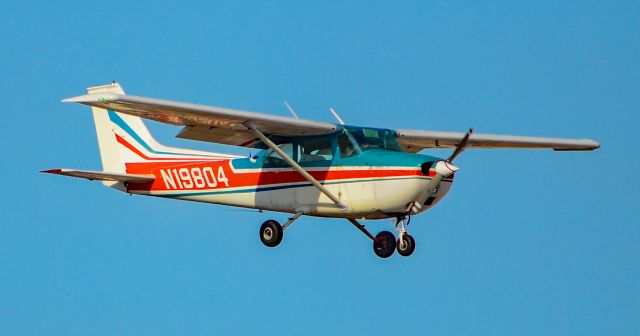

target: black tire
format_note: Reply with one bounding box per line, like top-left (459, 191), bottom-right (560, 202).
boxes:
top-left (259, 220), bottom-right (283, 247)
top-left (397, 234), bottom-right (416, 257)
top-left (373, 231), bottom-right (396, 258)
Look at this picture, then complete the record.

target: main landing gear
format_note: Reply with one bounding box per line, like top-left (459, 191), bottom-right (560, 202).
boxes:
top-left (259, 214), bottom-right (416, 258)
top-left (259, 212), bottom-right (303, 248)
top-left (373, 231), bottom-right (396, 258)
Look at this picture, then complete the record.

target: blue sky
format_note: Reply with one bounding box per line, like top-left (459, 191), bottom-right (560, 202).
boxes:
top-left (1, 1), bottom-right (638, 334)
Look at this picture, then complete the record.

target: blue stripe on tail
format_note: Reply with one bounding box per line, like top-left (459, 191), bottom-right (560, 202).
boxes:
top-left (107, 110), bottom-right (217, 158)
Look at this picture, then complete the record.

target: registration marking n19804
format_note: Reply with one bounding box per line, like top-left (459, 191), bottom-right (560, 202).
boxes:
top-left (160, 166), bottom-right (229, 190)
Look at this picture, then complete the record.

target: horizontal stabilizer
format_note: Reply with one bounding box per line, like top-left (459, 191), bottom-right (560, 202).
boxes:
top-left (41, 169), bottom-right (155, 183)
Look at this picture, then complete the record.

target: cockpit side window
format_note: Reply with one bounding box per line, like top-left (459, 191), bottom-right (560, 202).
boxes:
top-left (338, 133), bottom-right (357, 158)
top-left (298, 137), bottom-right (334, 163)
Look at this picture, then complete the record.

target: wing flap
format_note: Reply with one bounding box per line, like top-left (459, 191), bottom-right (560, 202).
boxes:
top-left (176, 125), bottom-right (259, 147)
top-left (63, 93), bottom-right (338, 147)
top-left (396, 129), bottom-right (600, 153)
top-left (41, 169), bottom-right (155, 183)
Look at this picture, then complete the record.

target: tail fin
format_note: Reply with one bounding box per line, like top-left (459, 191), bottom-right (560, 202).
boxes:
top-left (88, 83), bottom-right (128, 174)
top-left (87, 83), bottom-right (236, 179)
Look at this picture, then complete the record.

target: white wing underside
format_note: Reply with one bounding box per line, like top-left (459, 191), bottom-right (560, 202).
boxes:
top-left (63, 92), bottom-right (599, 152)
top-left (396, 129), bottom-right (600, 152)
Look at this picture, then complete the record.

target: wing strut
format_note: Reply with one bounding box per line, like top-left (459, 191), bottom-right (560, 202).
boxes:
top-left (246, 123), bottom-right (348, 211)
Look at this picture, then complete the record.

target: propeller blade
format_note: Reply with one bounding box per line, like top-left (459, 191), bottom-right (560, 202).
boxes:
top-left (447, 128), bottom-right (474, 163)
top-left (410, 161), bottom-right (458, 214)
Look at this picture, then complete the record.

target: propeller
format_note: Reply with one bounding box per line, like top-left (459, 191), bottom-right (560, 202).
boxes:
top-left (410, 128), bottom-right (473, 214)
top-left (447, 128), bottom-right (473, 163)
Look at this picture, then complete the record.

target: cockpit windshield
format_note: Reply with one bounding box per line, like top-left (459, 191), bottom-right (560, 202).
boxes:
top-left (342, 126), bottom-right (402, 153)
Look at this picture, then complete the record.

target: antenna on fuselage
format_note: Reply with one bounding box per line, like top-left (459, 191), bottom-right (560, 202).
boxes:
top-left (329, 107), bottom-right (345, 125)
top-left (283, 101), bottom-right (299, 119)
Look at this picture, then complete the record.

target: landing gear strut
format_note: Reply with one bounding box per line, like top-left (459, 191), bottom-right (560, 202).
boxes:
top-left (395, 216), bottom-right (416, 257)
top-left (397, 233), bottom-right (416, 256)
top-left (259, 212), bottom-right (303, 248)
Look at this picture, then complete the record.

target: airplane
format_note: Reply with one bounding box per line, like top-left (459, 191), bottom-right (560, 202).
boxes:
top-left (43, 82), bottom-right (600, 258)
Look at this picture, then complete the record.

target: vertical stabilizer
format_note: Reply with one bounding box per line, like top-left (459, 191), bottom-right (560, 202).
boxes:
top-left (87, 83), bottom-right (127, 188)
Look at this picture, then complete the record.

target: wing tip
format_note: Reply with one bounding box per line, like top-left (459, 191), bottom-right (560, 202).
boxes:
top-left (576, 139), bottom-right (601, 150)
top-left (553, 139), bottom-right (601, 151)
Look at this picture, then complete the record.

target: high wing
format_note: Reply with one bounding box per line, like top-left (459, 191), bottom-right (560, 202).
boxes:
top-left (396, 129), bottom-right (600, 153)
top-left (63, 93), bottom-right (337, 147)
top-left (63, 90), bottom-right (599, 152)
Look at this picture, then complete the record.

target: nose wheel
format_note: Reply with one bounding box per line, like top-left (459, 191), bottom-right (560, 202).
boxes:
top-left (397, 233), bottom-right (416, 256)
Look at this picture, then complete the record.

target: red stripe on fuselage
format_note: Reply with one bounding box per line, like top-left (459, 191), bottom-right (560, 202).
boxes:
top-left (125, 160), bottom-right (433, 192)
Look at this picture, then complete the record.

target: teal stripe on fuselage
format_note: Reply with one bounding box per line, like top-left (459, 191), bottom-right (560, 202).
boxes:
top-left (149, 175), bottom-right (452, 198)
top-left (232, 149), bottom-right (443, 170)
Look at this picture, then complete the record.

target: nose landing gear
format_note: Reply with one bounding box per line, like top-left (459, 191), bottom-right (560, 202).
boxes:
top-left (397, 233), bottom-right (416, 256)
top-left (395, 216), bottom-right (416, 257)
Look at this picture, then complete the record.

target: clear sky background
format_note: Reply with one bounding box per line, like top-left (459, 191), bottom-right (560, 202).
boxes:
top-left (1, 1), bottom-right (638, 334)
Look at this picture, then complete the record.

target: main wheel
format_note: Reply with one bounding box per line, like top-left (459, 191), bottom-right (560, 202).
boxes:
top-left (259, 220), bottom-right (283, 247)
top-left (373, 231), bottom-right (396, 258)
top-left (397, 234), bottom-right (416, 257)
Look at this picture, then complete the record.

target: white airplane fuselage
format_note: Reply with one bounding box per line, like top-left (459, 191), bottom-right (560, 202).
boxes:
top-left (124, 150), bottom-right (453, 220)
